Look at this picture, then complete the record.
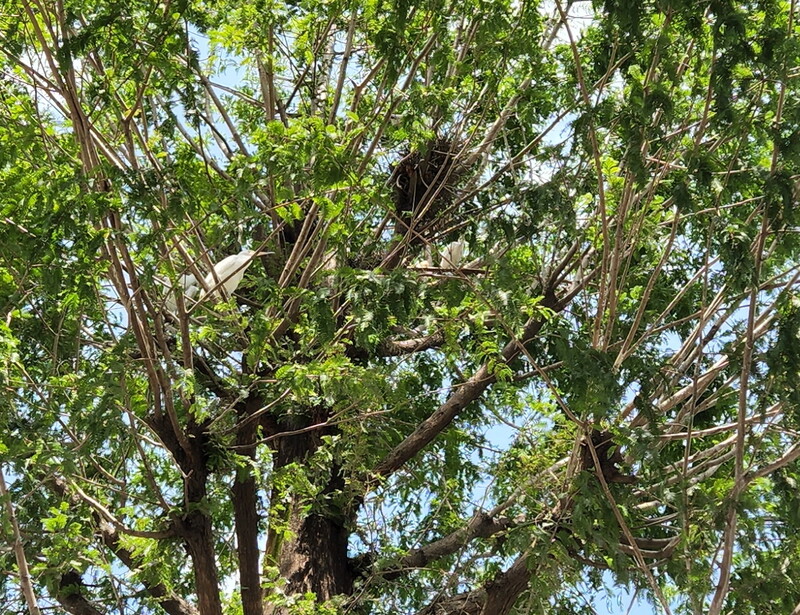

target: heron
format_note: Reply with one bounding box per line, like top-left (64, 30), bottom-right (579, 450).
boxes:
top-left (199, 249), bottom-right (269, 301)
top-left (442, 240), bottom-right (464, 269)
top-left (163, 272), bottom-right (200, 313)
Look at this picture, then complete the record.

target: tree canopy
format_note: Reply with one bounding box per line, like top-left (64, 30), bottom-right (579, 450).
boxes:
top-left (1, 0), bottom-right (800, 614)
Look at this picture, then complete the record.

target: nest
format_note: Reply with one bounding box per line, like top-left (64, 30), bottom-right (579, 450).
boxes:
top-left (580, 430), bottom-right (636, 485)
top-left (391, 138), bottom-right (466, 244)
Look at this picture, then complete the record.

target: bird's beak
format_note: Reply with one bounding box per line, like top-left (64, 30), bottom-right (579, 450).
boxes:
top-left (254, 251), bottom-right (274, 257)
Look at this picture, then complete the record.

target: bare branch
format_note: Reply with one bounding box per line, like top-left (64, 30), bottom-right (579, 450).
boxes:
top-left (0, 466), bottom-right (42, 615)
top-left (381, 512), bottom-right (516, 580)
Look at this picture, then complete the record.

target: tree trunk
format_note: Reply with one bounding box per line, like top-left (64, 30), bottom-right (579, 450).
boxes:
top-left (183, 510), bottom-right (224, 615)
top-left (233, 398), bottom-right (265, 615)
top-left (263, 406), bottom-right (354, 613)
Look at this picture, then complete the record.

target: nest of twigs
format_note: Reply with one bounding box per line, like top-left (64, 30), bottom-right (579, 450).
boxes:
top-left (580, 430), bottom-right (636, 485)
top-left (391, 138), bottom-right (466, 244)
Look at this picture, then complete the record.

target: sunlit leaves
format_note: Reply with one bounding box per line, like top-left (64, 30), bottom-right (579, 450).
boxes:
top-left (1, 0), bottom-right (800, 613)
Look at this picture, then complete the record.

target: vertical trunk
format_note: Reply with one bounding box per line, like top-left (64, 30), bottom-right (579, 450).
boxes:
top-left (233, 399), bottom-right (264, 615)
top-left (273, 469), bottom-right (353, 599)
top-left (150, 416), bottom-right (223, 615)
top-left (263, 406), bottom-right (354, 613)
top-left (183, 510), bottom-right (224, 615)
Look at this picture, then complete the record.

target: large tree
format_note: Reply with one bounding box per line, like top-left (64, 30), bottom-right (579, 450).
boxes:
top-left (2, 0), bottom-right (800, 613)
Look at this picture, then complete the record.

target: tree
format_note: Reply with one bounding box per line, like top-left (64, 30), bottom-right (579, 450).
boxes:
top-left (1, 0), bottom-right (800, 613)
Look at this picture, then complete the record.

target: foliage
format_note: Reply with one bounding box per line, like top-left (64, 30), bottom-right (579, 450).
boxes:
top-left (1, 1), bottom-right (800, 614)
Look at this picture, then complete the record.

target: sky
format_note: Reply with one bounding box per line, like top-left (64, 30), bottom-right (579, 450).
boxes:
top-left (186, 7), bottom-right (681, 613)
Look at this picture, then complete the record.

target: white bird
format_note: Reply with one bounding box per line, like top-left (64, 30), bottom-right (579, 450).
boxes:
top-left (420, 244), bottom-right (437, 269)
top-left (199, 249), bottom-right (259, 301)
top-left (442, 240), bottom-right (464, 269)
top-left (163, 272), bottom-right (199, 313)
top-left (180, 273), bottom-right (199, 298)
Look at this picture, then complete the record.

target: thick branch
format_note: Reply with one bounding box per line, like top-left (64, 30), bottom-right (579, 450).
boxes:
top-left (48, 478), bottom-right (199, 615)
top-left (378, 331), bottom-right (446, 356)
top-left (150, 415), bottom-right (222, 615)
top-left (232, 396), bottom-right (264, 615)
top-left (374, 292), bottom-right (560, 477)
top-left (347, 330), bottom-right (446, 361)
top-left (0, 466), bottom-right (41, 615)
top-left (374, 362), bottom-right (494, 476)
top-left (382, 511), bottom-right (515, 580)
top-left (417, 553), bottom-right (531, 615)
top-left (99, 521), bottom-right (200, 615)
top-left (179, 515), bottom-right (223, 615)
top-left (57, 571), bottom-right (105, 615)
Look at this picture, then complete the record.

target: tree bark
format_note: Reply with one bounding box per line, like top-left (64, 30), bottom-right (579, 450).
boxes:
top-left (263, 406), bottom-right (354, 613)
top-left (148, 415), bottom-right (223, 615)
top-left (57, 571), bottom-right (105, 615)
top-left (181, 509), bottom-right (224, 615)
top-left (233, 397), bottom-right (265, 615)
top-left (0, 466), bottom-right (41, 615)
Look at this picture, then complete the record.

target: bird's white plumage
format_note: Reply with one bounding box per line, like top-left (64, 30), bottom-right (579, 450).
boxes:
top-left (420, 244), bottom-right (437, 269)
top-left (163, 272), bottom-right (199, 312)
top-left (181, 273), bottom-right (199, 297)
top-left (200, 249), bottom-right (257, 300)
top-left (442, 240), bottom-right (464, 269)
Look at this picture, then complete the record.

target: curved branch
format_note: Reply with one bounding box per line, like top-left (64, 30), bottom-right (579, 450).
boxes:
top-left (0, 466), bottom-right (41, 615)
top-left (49, 477), bottom-right (199, 615)
top-left (99, 521), bottom-right (200, 615)
top-left (374, 290), bottom-right (563, 477)
top-left (381, 511), bottom-right (516, 580)
top-left (378, 331), bottom-right (446, 357)
top-left (347, 330), bottom-right (446, 361)
top-left (416, 553), bottom-right (531, 615)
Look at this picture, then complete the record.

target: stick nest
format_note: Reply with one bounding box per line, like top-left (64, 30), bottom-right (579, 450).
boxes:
top-left (391, 138), bottom-right (467, 244)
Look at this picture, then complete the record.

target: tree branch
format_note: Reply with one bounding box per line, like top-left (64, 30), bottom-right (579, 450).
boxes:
top-left (378, 331), bottom-right (446, 356)
top-left (49, 478), bottom-right (199, 615)
top-left (374, 291), bottom-right (561, 477)
top-left (381, 511), bottom-right (516, 580)
top-left (416, 553), bottom-right (531, 615)
top-left (0, 465), bottom-right (42, 615)
top-left (232, 395), bottom-right (264, 615)
top-left (57, 571), bottom-right (105, 615)
top-left (99, 521), bottom-right (200, 615)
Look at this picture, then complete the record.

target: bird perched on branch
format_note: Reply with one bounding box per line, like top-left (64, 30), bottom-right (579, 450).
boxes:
top-left (163, 272), bottom-right (199, 313)
top-left (199, 249), bottom-right (267, 301)
top-left (441, 240), bottom-right (464, 269)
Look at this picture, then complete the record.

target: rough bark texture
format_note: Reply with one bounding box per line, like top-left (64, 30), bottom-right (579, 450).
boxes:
top-left (148, 415), bottom-right (223, 615)
top-left (480, 555), bottom-right (531, 615)
top-left (277, 503), bottom-right (353, 598)
top-left (384, 512), bottom-right (516, 581)
top-left (263, 406), bottom-right (354, 614)
top-left (233, 397), bottom-right (265, 615)
top-left (182, 512), bottom-right (224, 615)
top-left (57, 571), bottom-right (104, 615)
